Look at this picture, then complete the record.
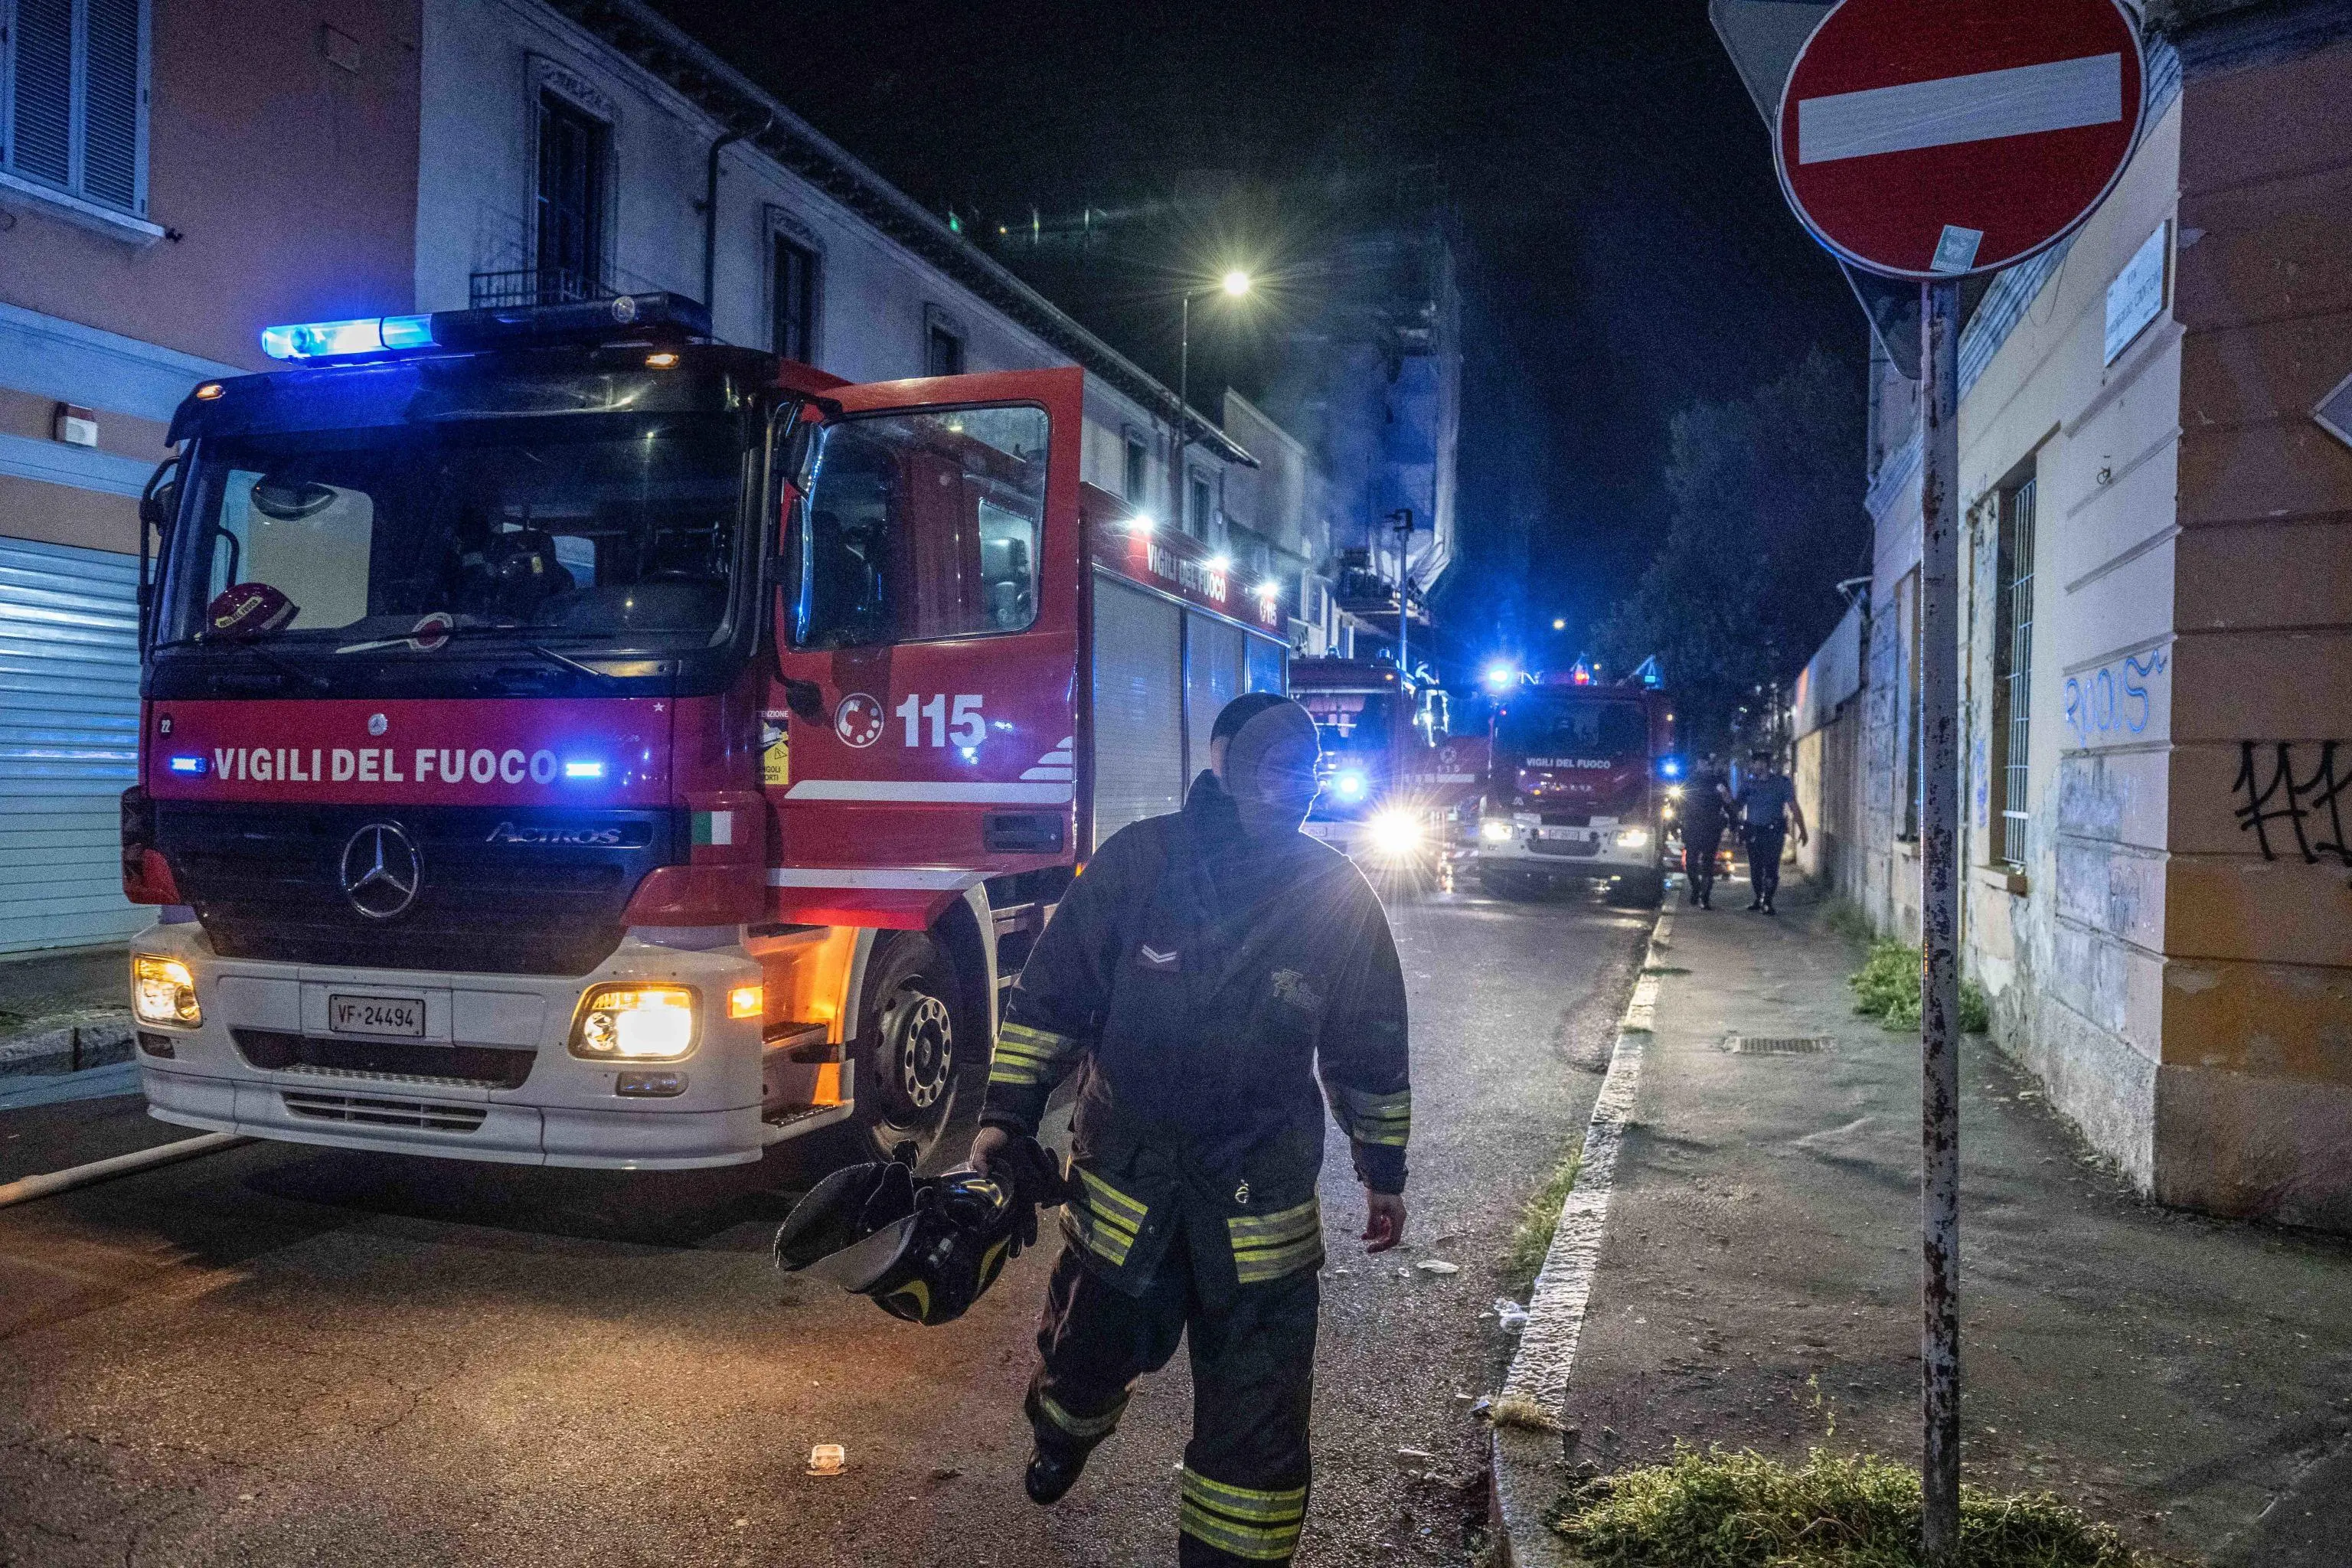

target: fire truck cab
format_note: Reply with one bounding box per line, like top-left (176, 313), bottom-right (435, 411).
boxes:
top-left (122, 295), bottom-right (1286, 1171)
top-left (1469, 672), bottom-right (1673, 906)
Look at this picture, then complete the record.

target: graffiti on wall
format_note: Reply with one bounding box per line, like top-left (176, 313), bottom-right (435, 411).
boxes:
top-left (2233, 741), bottom-right (2350, 865)
top-left (2064, 648), bottom-right (2168, 748)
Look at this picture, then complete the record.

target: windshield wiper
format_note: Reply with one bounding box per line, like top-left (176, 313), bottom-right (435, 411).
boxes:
top-left (152, 635), bottom-right (332, 691)
top-left (435, 625), bottom-right (623, 684)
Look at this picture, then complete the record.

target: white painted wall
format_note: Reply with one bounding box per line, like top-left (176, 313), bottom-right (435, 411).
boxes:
top-left (414, 0), bottom-right (1204, 507)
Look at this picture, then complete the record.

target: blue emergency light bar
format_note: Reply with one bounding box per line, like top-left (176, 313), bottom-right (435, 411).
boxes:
top-left (259, 292), bottom-right (711, 361)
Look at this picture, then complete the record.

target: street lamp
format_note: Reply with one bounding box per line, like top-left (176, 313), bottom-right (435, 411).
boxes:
top-left (1174, 270), bottom-right (1250, 537)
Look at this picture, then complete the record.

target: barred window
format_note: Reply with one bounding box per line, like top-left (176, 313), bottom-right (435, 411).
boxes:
top-left (2, 0), bottom-right (149, 217)
top-left (1993, 477), bottom-right (2037, 870)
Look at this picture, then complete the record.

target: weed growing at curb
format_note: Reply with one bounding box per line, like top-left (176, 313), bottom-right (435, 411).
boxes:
top-left (1547, 1446), bottom-right (2149, 1566)
top-left (1504, 1148), bottom-right (1583, 1292)
top-left (1820, 895), bottom-right (1879, 945)
top-left (1849, 939), bottom-right (1990, 1034)
top-left (1489, 1393), bottom-right (1555, 1432)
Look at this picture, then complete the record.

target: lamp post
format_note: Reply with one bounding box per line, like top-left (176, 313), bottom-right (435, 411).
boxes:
top-left (1172, 270), bottom-right (1252, 537)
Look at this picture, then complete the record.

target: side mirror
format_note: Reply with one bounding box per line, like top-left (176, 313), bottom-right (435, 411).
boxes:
top-left (136, 456), bottom-right (181, 655)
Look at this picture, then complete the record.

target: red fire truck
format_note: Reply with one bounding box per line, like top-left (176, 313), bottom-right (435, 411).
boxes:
top-left (1468, 671), bottom-right (1674, 905)
top-left (121, 294), bottom-right (1286, 1171)
top-left (1289, 657), bottom-right (1482, 871)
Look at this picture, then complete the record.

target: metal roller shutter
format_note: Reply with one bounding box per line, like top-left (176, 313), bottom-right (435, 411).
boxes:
top-left (0, 537), bottom-right (144, 953)
top-left (1090, 574), bottom-right (1184, 850)
top-left (1182, 610), bottom-right (1246, 780)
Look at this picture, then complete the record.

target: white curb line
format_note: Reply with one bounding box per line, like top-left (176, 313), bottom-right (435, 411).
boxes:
top-left (1500, 909), bottom-right (1672, 1422)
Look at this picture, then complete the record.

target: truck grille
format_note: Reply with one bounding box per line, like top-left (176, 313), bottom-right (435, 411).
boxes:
top-left (233, 1027), bottom-right (535, 1090)
top-left (1529, 838), bottom-right (1602, 858)
top-left (158, 802), bottom-right (679, 977)
top-left (280, 1089), bottom-right (489, 1132)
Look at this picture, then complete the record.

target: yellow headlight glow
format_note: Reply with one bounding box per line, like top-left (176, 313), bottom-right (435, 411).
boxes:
top-left (727, 984), bottom-right (764, 1021)
top-left (571, 985), bottom-right (697, 1061)
top-left (132, 955), bottom-right (201, 1027)
top-left (1480, 818), bottom-right (1515, 844)
top-left (1616, 828), bottom-right (1652, 851)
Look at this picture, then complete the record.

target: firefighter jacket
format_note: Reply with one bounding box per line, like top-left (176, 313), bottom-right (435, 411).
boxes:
top-left (982, 773), bottom-right (1411, 1298)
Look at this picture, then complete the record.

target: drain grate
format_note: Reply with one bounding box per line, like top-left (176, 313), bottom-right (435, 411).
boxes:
top-left (1726, 1035), bottom-right (1831, 1055)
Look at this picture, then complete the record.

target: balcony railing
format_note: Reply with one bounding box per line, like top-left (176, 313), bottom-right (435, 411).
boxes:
top-left (468, 266), bottom-right (616, 310)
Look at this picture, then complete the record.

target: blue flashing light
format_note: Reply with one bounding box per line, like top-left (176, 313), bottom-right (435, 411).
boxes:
top-left (260, 313), bottom-right (435, 361)
top-left (1658, 757), bottom-right (1684, 780)
top-left (167, 755), bottom-right (207, 776)
top-left (564, 760), bottom-right (606, 779)
top-left (1334, 769), bottom-right (1369, 802)
top-left (1481, 660), bottom-right (1520, 694)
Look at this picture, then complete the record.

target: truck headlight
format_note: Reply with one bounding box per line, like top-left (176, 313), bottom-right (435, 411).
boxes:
top-left (570, 985), bottom-right (697, 1061)
top-left (1480, 819), bottom-right (1515, 844)
top-left (132, 955), bottom-right (201, 1027)
top-left (1616, 828), bottom-right (1652, 851)
top-left (1368, 809), bottom-right (1426, 860)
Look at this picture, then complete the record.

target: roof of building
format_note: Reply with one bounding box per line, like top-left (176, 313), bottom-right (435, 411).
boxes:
top-left (547, 0), bottom-right (1256, 468)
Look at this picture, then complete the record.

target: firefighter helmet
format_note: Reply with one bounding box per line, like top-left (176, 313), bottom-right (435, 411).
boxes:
top-left (774, 1152), bottom-right (1040, 1326)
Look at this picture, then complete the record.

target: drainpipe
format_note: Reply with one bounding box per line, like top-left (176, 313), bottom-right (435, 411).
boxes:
top-left (701, 115), bottom-right (773, 316)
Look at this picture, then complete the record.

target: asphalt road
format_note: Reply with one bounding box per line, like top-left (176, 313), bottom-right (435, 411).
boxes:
top-left (0, 884), bottom-right (1649, 1568)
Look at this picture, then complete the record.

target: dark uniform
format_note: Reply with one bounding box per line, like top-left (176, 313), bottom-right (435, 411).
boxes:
top-left (982, 770), bottom-right (1410, 1566)
top-left (1737, 771), bottom-right (1797, 910)
top-left (1679, 766), bottom-right (1730, 907)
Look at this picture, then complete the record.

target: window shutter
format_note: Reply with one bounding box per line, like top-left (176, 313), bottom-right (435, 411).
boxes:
top-left (80, 0), bottom-right (144, 212)
top-left (11, 0), bottom-right (77, 188)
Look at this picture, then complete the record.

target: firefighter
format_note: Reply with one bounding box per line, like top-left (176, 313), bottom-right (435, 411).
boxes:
top-left (970, 691), bottom-right (1410, 1566)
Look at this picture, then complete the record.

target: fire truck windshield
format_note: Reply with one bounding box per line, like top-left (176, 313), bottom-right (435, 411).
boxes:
top-left (1498, 698), bottom-right (1648, 759)
top-left (1301, 691), bottom-right (1395, 756)
top-left (159, 410), bottom-right (747, 659)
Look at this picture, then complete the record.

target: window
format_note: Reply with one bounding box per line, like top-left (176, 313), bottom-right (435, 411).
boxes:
top-left (926, 322), bottom-right (965, 378)
top-left (793, 405), bottom-right (1047, 648)
top-left (166, 413), bottom-right (746, 658)
top-left (1188, 472), bottom-right (1214, 539)
top-left (534, 89), bottom-right (609, 302)
top-left (2, 0), bottom-right (149, 216)
top-left (1993, 476), bottom-right (2037, 870)
top-left (773, 233), bottom-right (818, 362)
top-left (1122, 430), bottom-right (1149, 505)
top-left (1498, 700), bottom-right (1648, 760)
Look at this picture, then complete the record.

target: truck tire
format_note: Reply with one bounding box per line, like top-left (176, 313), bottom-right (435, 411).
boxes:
top-left (1610, 871), bottom-right (1666, 909)
top-left (1480, 868), bottom-right (1537, 900)
top-left (849, 932), bottom-right (961, 1164)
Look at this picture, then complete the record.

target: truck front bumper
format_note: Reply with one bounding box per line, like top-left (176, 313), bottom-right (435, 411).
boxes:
top-left (129, 920), bottom-right (773, 1170)
top-left (1471, 818), bottom-right (1658, 882)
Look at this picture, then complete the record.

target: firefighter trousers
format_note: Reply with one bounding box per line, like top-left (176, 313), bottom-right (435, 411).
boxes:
top-left (1025, 1235), bottom-right (1319, 1564)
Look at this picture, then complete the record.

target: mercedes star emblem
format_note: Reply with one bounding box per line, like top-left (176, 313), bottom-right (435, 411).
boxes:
top-left (340, 822), bottom-right (422, 920)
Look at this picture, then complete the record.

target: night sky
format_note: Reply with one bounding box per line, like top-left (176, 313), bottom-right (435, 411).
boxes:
top-left (662, 0), bottom-right (1862, 661)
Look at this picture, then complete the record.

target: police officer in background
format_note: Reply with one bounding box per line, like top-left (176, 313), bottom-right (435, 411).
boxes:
top-left (1677, 753), bottom-right (1735, 909)
top-left (1734, 747), bottom-right (1808, 914)
top-left (971, 691), bottom-right (1411, 1566)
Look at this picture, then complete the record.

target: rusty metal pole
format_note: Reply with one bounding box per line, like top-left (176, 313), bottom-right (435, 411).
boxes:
top-left (1917, 278), bottom-right (1964, 1562)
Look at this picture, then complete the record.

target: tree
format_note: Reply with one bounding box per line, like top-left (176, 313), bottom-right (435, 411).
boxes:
top-left (1599, 348), bottom-right (1867, 752)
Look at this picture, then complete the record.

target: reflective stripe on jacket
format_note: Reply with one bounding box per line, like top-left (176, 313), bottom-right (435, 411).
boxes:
top-left (983, 773), bottom-right (1410, 1297)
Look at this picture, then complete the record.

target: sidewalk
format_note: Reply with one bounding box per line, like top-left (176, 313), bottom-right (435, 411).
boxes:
top-left (0, 942), bottom-right (132, 1077)
top-left (1495, 879), bottom-right (2352, 1566)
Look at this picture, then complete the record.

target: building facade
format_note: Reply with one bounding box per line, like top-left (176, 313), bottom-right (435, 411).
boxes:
top-left (0, 0), bottom-right (422, 955)
top-left (1790, 9), bottom-right (2352, 1230)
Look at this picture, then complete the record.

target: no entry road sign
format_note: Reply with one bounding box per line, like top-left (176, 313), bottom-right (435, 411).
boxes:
top-left (1775, 0), bottom-right (2145, 279)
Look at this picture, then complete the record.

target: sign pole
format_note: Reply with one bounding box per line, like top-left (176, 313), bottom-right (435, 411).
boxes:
top-left (1916, 276), bottom-right (1964, 1563)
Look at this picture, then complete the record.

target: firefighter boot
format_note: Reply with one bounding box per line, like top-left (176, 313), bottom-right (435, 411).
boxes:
top-left (1024, 1443), bottom-right (1086, 1506)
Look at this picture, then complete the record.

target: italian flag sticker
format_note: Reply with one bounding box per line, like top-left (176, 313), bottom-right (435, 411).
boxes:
top-left (692, 809), bottom-right (734, 848)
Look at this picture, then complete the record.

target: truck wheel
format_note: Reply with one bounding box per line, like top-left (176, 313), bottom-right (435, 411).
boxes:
top-left (850, 933), bottom-right (960, 1164)
top-left (1480, 868), bottom-right (1535, 900)
top-left (1611, 871), bottom-right (1666, 909)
